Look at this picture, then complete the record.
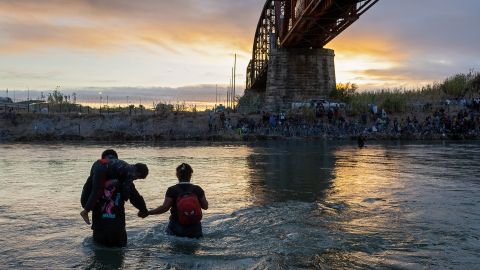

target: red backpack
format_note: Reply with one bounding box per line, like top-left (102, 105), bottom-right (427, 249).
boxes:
top-left (176, 189), bottom-right (202, 225)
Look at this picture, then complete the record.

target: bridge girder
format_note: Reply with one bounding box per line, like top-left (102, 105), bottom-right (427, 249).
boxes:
top-left (247, 0), bottom-right (379, 90)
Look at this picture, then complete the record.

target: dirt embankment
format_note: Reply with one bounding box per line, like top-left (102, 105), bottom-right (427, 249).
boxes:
top-left (2, 109), bottom-right (479, 142)
top-left (0, 112), bottom-right (233, 142)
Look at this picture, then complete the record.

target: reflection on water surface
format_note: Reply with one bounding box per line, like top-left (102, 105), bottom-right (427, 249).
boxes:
top-left (0, 141), bottom-right (479, 269)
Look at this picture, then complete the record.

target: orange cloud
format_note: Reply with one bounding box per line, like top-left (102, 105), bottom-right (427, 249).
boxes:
top-left (0, 1), bottom-right (257, 54)
top-left (2, 0), bottom-right (477, 91)
top-left (328, 33), bottom-right (407, 63)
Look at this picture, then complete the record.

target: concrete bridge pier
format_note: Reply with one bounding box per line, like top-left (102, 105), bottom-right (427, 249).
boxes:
top-left (265, 48), bottom-right (336, 111)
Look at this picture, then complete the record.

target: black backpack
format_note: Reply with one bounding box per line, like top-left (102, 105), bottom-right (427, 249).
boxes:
top-left (80, 158), bottom-right (109, 208)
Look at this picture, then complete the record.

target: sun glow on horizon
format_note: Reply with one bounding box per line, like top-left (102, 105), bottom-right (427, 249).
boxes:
top-left (334, 54), bottom-right (398, 87)
top-left (0, 1), bottom-right (478, 97)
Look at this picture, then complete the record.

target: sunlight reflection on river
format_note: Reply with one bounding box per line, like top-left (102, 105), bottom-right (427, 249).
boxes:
top-left (0, 141), bottom-right (479, 269)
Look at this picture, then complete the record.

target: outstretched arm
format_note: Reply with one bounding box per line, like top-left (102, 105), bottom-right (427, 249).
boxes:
top-left (148, 197), bottom-right (174, 216)
top-left (80, 176), bottom-right (92, 208)
top-left (80, 209), bottom-right (90, 225)
top-left (129, 184), bottom-right (148, 217)
top-left (199, 196), bottom-right (208, 210)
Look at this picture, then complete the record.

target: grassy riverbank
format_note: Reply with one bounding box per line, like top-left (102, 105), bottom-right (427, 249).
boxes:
top-left (1, 72), bottom-right (479, 142)
top-left (334, 71), bottom-right (480, 115)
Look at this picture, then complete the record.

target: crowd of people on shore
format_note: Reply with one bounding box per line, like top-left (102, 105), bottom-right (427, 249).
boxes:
top-left (210, 98), bottom-right (480, 140)
top-left (2, 96), bottom-right (479, 141)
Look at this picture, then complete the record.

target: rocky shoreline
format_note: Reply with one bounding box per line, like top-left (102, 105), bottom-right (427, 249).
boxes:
top-left (1, 107), bottom-right (479, 143)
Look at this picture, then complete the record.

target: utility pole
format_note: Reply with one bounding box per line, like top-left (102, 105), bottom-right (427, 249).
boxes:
top-left (231, 67), bottom-right (234, 109)
top-left (215, 84), bottom-right (218, 111)
top-left (233, 53), bottom-right (237, 110)
top-left (227, 82), bottom-right (230, 109)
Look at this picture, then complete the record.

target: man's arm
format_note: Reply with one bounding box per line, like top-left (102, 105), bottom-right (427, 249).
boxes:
top-left (84, 168), bottom-right (106, 212)
top-left (199, 196), bottom-right (208, 210)
top-left (129, 184), bottom-right (148, 215)
top-left (80, 164), bottom-right (107, 225)
top-left (148, 197), bottom-right (174, 216)
top-left (196, 186), bottom-right (208, 210)
top-left (80, 176), bottom-right (91, 208)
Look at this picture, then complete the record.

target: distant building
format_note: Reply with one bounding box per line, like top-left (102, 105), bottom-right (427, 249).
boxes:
top-left (0, 97), bottom-right (13, 103)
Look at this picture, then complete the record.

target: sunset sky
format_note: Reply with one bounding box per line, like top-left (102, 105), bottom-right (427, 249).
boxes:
top-left (1, 0), bottom-right (479, 104)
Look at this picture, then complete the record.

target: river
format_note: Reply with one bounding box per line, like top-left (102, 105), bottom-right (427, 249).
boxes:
top-left (0, 141), bottom-right (479, 269)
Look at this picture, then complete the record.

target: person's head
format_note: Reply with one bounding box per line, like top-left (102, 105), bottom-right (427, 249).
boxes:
top-left (101, 149), bottom-right (118, 160)
top-left (176, 163), bottom-right (193, 182)
top-left (134, 163), bottom-right (149, 179)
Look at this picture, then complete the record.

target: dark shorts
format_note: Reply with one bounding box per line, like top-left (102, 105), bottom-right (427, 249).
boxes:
top-left (166, 220), bottom-right (203, 239)
top-left (93, 229), bottom-right (127, 247)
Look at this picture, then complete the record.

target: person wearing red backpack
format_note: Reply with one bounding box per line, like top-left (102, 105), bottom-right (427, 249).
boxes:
top-left (146, 163), bottom-right (208, 238)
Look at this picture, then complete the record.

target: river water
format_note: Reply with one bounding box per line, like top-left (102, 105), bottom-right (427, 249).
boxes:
top-left (0, 141), bottom-right (479, 269)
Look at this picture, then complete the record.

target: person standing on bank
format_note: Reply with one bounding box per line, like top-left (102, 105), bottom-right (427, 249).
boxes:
top-left (146, 163), bottom-right (208, 238)
top-left (80, 158), bottom-right (149, 247)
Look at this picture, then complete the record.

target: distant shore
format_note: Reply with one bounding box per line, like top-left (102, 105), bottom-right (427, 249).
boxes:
top-left (2, 71), bottom-right (479, 143)
top-left (1, 103), bottom-right (479, 143)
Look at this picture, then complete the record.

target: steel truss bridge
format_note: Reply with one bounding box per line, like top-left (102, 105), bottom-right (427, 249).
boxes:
top-left (246, 0), bottom-right (379, 90)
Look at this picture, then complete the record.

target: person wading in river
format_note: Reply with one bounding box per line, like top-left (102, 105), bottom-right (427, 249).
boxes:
top-left (80, 157), bottom-right (149, 247)
top-left (145, 163), bottom-right (208, 238)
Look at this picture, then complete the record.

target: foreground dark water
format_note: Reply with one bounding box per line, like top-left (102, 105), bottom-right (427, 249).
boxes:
top-left (0, 141), bottom-right (479, 269)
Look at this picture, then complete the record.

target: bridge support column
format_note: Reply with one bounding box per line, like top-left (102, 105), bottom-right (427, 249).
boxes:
top-left (265, 48), bottom-right (335, 111)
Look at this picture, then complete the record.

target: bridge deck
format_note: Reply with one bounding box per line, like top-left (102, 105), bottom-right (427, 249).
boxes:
top-left (247, 0), bottom-right (379, 90)
top-left (281, 0), bottom-right (379, 47)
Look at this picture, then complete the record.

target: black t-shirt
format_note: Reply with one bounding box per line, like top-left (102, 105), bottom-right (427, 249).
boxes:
top-left (84, 159), bottom-right (148, 231)
top-left (91, 179), bottom-right (125, 231)
top-left (166, 182), bottom-right (205, 222)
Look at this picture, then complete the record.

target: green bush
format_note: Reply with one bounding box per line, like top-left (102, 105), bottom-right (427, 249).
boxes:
top-left (343, 89), bottom-right (408, 115)
top-left (441, 73), bottom-right (469, 98)
top-left (341, 71), bottom-right (479, 116)
top-left (470, 73), bottom-right (480, 92)
top-left (237, 91), bottom-right (264, 112)
top-left (381, 94), bottom-right (407, 113)
top-left (330, 83), bottom-right (358, 103)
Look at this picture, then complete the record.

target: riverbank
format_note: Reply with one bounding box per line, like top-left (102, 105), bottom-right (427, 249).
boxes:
top-left (2, 71), bottom-right (479, 142)
top-left (1, 101), bottom-right (479, 142)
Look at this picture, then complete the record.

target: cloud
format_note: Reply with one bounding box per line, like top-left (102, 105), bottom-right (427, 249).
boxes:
top-left (0, 0), bottom-right (262, 54)
top-left (8, 84), bottom-right (234, 104)
top-left (325, 0), bottom-right (480, 89)
top-left (1, 0), bottom-right (479, 90)
top-left (0, 70), bottom-right (62, 80)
